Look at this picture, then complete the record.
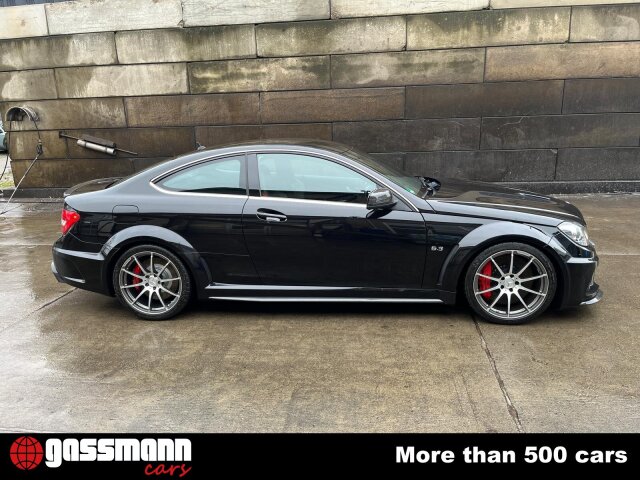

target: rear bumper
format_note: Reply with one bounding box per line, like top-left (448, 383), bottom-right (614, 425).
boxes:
top-left (51, 245), bottom-right (111, 295)
top-left (51, 260), bottom-right (65, 283)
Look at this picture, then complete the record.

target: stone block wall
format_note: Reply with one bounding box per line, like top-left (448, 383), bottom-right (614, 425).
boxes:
top-left (0, 0), bottom-right (639, 192)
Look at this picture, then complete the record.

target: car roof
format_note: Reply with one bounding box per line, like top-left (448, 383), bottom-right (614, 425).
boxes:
top-left (114, 139), bottom-right (357, 188)
top-left (199, 138), bottom-right (352, 154)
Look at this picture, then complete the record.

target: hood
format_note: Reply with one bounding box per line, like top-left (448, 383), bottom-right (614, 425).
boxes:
top-left (64, 177), bottom-right (122, 197)
top-left (425, 178), bottom-right (585, 225)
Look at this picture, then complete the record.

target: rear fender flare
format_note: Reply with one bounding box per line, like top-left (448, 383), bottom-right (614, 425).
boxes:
top-left (101, 225), bottom-right (211, 293)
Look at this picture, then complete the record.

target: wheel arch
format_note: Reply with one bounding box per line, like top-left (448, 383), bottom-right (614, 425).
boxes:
top-left (438, 222), bottom-right (566, 306)
top-left (101, 225), bottom-right (211, 296)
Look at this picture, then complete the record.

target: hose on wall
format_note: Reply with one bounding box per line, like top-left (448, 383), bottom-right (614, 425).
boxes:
top-left (0, 107), bottom-right (43, 215)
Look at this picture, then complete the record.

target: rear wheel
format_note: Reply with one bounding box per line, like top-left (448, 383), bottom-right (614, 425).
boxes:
top-left (113, 244), bottom-right (191, 320)
top-left (464, 242), bottom-right (556, 325)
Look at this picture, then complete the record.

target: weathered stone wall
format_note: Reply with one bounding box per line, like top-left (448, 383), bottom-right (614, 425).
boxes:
top-left (0, 0), bottom-right (639, 192)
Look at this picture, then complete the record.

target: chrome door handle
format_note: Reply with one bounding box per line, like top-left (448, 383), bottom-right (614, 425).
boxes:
top-left (256, 209), bottom-right (287, 223)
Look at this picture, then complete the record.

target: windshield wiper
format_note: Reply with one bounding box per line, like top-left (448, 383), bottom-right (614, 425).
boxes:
top-left (416, 176), bottom-right (441, 197)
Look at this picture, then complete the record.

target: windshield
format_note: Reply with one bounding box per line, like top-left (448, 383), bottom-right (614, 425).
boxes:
top-left (344, 148), bottom-right (427, 196)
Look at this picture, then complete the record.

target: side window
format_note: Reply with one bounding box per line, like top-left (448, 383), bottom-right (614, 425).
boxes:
top-left (158, 155), bottom-right (246, 195)
top-left (257, 153), bottom-right (377, 204)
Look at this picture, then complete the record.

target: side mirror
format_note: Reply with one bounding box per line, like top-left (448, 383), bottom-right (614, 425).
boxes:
top-left (367, 188), bottom-right (396, 210)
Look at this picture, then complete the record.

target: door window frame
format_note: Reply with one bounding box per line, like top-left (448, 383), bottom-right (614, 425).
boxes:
top-left (247, 150), bottom-right (414, 210)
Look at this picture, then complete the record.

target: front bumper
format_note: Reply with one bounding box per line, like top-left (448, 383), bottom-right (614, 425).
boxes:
top-left (52, 245), bottom-right (110, 295)
top-left (581, 288), bottom-right (603, 305)
top-left (557, 250), bottom-right (602, 309)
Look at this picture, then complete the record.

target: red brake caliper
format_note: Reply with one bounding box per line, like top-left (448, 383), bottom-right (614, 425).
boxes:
top-left (479, 262), bottom-right (493, 300)
top-left (132, 264), bottom-right (143, 292)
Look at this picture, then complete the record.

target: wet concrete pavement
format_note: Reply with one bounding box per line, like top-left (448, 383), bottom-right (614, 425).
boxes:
top-left (0, 195), bottom-right (638, 432)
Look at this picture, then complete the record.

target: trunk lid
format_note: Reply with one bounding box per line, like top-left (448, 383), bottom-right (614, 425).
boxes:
top-left (63, 177), bottom-right (122, 197)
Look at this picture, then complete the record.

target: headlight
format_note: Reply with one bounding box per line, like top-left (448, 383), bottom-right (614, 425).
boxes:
top-left (558, 221), bottom-right (589, 247)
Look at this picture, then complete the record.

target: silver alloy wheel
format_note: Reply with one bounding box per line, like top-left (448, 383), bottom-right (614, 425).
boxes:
top-left (118, 251), bottom-right (182, 316)
top-left (472, 249), bottom-right (549, 321)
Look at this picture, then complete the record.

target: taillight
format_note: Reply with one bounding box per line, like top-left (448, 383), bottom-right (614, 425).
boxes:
top-left (61, 207), bottom-right (80, 235)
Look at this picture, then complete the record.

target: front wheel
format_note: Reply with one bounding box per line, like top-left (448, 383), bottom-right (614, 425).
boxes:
top-left (464, 242), bottom-right (557, 325)
top-left (113, 244), bottom-right (191, 320)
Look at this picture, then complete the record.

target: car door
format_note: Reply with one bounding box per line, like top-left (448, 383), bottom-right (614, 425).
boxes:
top-left (242, 151), bottom-right (427, 288)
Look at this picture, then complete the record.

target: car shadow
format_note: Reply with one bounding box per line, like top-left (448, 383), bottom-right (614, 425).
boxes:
top-left (187, 298), bottom-right (461, 319)
top-left (186, 298), bottom-right (594, 322)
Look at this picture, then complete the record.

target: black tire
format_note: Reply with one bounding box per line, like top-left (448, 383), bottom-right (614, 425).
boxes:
top-left (112, 244), bottom-right (191, 320)
top-left (464, 242), bottom-right (557, 325)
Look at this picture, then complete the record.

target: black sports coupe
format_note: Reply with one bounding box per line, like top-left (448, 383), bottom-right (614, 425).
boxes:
top-left (52, 140), bottom-right (602, 324)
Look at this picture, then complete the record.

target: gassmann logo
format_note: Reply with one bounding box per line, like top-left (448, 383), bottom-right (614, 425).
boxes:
top-left (10, 436), bottom-right (44, 470)
top-left (9, 436), bottom-right (192, 477)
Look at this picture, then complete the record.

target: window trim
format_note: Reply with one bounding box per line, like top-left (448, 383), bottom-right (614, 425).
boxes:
top-left (254, 151), bottom-right (378, 205)
top-left (150, 148), bottom-right (418, 211)
top-left (151, 153), bottom-right (248, 198)
top-left (247, 194), bottom-right (370, 209)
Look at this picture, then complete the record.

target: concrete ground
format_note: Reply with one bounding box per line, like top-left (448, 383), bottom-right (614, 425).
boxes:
top-left (0, 194), bottom-right (638, 433)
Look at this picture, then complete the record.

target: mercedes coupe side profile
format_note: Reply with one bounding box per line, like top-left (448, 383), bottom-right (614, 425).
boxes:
top-left (52, 140), bottom-right (602, 324)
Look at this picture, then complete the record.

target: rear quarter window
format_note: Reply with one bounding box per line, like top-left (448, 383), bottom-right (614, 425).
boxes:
top-left (158, 156), bottom-right (246, 195)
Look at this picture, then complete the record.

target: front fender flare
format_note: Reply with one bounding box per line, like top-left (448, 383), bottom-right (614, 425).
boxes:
top-left (101, 225), bottom-right (211, 293)
top-left (439, 221), bottom-right (559, 294)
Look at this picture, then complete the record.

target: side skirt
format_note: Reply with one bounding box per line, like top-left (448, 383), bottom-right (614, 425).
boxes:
top-left (210, 297), bottom-right (443, 303)
top-left (204, 283), bottom-right (448, 303)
